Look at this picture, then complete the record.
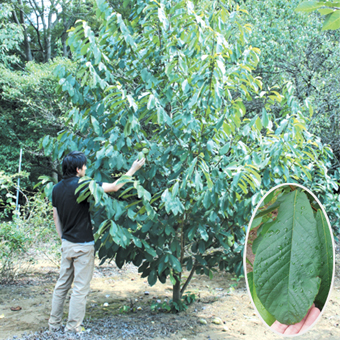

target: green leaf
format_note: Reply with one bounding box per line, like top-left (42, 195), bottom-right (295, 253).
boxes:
top-left (194, 171), bottom-right (203, 191)
top-left (261, 108), bottom-right (269, 128)
top-left (123, 121), bottom-right (132, 136)
top-left (255, 116), bottom-right (262, 131)
top-left (137, 184), bottom-right (151, 201)
top-left (254, 194), bottom-right (286, 219)
top-left (165, 225), bottom-right (174, 236)
top-left (295, 1), bottom-right (324, 13)
top-left (198, 225), bottom-right (209, 241)
top-left (186, 157), bottom-right (197, 180)
top-left (250, 217), bottom-right (263, 231)
top-left (169, 271), bottom-right (176, 285)
top-left (247, 272), bottom-right (276, 326)
top-left (75, 178), bottom-right (90, 195)
top-left (148, 269), bottom-right (157, 286)
top-left (188, 226), bottom-right (197, 240)
top-left (158, 6), bottom-right (169, 29)
top-left (133, 236), bottom-right (142, 248)
top-left (169, 254), bottom-right (182, 272)
top-left (252, 220), bottom-right (275, 254)
top-left (318, 8), bottom-right (335, 15)
top-left (142, 240), bottom-right (157, 257)
top-left (91, 116), bottom-right (101, 134)
top-left (42, 136), bottom-right (50, 148)
top-left (158, 260), bottom-right (166, 275)
top-left (147, 94), bottom-right (155, 109)
top-left (203, 191), bottom-right (211, 209)
top-left (219, 143), bottom-right (230, 155)
top-left (109, 220), bottom-right (118, 237)
top-left (314, 209), bottom-right (333, 309)
top-left (96, 220), bottom-right (109, 237)
top-left (115, 175), bottom-right (133, 186)
top-left (254, 191), bottom-right (321, 325)
top-left (322, 10), bottom-right (340, 30)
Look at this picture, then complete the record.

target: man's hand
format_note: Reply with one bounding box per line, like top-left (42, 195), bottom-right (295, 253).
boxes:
top-left (271, 304), bottom-right (320, 335)
top-left (130, 158), bottom-right (146, 175)
top-left (102, 157), bottom-right (146, 193)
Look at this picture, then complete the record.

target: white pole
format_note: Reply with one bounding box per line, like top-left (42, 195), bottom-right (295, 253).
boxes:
top-left (15, 148), bottom-right (22, 213)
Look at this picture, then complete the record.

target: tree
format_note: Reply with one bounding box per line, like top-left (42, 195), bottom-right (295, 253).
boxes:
top-left (0, 59), bottom-right (73, 187)
top-left (296, 1), bottom-right (340, 30)
top-left (243, 0), bottom-right (340, 169)
top-left (0, 3), bottom-right (23, 67)
top-left (8, 0), bottom-right (100, 62)
top-left (43, 0), bottom-right (337, 310)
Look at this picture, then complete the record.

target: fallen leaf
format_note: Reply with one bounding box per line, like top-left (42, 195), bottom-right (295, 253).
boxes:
top-left (10, 306), bottom-right (22, 311)
top-left (212, 317), bottom-right (222, 325)
top-left (199, 318), bottom-right (207, 325)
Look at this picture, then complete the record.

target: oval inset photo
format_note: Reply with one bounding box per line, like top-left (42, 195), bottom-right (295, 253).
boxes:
top-left (244, 183), bottom-right (335, 336)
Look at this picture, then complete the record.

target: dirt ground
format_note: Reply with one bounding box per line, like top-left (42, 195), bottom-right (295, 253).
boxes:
top-left (1, 249), bottom-right (340, 340)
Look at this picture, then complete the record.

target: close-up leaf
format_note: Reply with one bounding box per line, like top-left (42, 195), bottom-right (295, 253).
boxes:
top-left (254, 190), bottom-right (322, 325)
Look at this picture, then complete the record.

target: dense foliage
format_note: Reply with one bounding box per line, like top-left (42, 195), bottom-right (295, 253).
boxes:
top-left (0, 171), bottom-right (58, 282)
top-left (0, 59), bottom-right (74, 188)
top-left (245, 0), bottom-right (340, 168)
top-left (296, 1), bottom-right (340, 31)
top-left (0, 3), bottom-right (23, 67)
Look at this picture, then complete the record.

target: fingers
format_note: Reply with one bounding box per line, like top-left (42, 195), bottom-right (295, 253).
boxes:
top-left (133, 158), bottom-right (146, 168)
top-left (271, 304), bottom-right (321, 335)
top-left (299, 305), bottom-right (320, 334)
top-left (135, 158), bottom-right (145, 165)
top-left (283, 315), bottom-right (307, 335)
top-left (271, 320), bottom-right (289, 334)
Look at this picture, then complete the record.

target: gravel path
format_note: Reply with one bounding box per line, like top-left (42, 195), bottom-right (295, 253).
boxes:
top-left (6, 312), bottom-right (197, 340)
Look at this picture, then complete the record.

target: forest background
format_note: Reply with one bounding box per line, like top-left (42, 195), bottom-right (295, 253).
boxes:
top-left (0, 0), bottom-right (340, 309)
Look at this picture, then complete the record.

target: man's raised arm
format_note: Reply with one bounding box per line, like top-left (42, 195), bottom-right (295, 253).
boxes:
top-left (102, 158), bottom-right (145, 193)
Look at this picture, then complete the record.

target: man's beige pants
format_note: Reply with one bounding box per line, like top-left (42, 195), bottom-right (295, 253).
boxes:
top-left (49, 239), bottom-right (95, 333)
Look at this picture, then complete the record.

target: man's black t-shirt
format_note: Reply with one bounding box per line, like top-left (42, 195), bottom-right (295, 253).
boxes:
top-left (52, 176), bottom-right (102, 243)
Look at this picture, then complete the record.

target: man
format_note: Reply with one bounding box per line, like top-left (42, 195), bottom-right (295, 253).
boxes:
top-left (48, 151), bottom-right (145, 333)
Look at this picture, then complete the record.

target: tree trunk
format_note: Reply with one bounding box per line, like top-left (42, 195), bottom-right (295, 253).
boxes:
top-left (46, 6), bottom-right (53, 61)
top-left (172, 219), bottom-right (185, 304)
top-left (46, 34), bottom-right (51, 61)
top-left (173, 275), bottom-right (182, 304)
top-left (14, 1), bottom-right (33, 61)
top-left (62, 34), bottom-right (68, 57)
top-left (23, 31), bottom-right (33, 61)
top-left (52, 160), bottom-right (60, 182)
top-left (61, 6), bottom-right (70, 58)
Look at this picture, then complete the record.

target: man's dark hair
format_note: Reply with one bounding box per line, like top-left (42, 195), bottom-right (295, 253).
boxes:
top-left (62, 151), bottom-right (87, 178)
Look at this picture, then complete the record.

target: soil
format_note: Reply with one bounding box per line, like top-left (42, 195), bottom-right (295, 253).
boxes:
top-left (1, 249), bottom-right (340, 340)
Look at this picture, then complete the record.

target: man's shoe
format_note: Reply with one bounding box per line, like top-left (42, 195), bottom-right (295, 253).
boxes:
top-left (76, 326), bottom-right (87, 334)
top-left (65, 326), bottom-right (90, 334)
top-left (49, 324), bottom-right (64, 332)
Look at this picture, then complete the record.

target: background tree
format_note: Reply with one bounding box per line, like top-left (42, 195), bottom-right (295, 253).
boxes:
top-left (296, 1), bottom-right (340, 31)
top-left (6, 0), bottom-right (98, 62)
top-left (0, 0), bottom-right (134, 192)
top-left (4, 0), bottom-right (136, 63)
top-left (243, 0), bottom-right (340, 169)
top-left (42, 0), bottom-right (338, 310)
top-left (0, 3), bottom-right (23, 67)
top-left (0, 59), bottom-right (73, 190)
